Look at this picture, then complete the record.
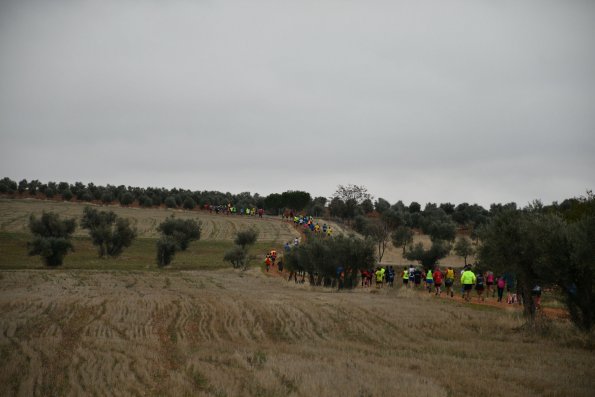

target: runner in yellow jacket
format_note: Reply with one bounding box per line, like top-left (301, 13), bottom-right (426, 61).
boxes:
top-left (461, 267), bottom-right (476, 302)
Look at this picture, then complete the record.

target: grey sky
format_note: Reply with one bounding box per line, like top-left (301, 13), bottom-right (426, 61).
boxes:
top-left (1, 0), bottom-right (594, 208)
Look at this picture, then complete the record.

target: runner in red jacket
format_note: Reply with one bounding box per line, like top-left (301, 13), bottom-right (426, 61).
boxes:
top-left (433, 267), bottom-right (444, 297)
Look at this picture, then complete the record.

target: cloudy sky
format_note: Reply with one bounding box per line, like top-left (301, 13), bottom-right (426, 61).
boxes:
top-left (1, 0), bottom-right (593, 208)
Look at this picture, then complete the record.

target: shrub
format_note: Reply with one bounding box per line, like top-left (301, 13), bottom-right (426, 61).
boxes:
top-left (139, 195), bottom-right (153, 207)
top-left (405, 240), bottom-right (451, 270)
top-left (164, 196), bottom-right (177, 208)
top-left (119, 192), bottom-right (134, 206)
top-left (183, 197), bottom-right (196, 210)
top-left (156, 236), bottom-right (178, 267)
top-left (224, 246), bottom-right (248, 269)
top-left (234, 228), bottom-right (258, 250)
top-left (101, 192), bottom-right (114, 204)
top-left (62, 189), bottom-right (74, 201)
top-left (80, 207), bottom-right (137, 258)
top-left (0, 177), bottom-right (17, 193)
top-left (155, 217), bottom-right (202, 266)
top-left (27, 212), bottom-right (76, 266)
top-left (157, 217), bottom-right (202, 251)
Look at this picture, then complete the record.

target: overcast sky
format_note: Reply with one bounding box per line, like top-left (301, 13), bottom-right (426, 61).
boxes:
top-left (1, 0), bottom-right (593, 208)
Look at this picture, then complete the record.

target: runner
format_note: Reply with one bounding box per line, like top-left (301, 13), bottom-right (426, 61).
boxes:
top-left (531, 285), bottom-right (542, 310)
top-left (460, 266), bottom-right (476, 302)
top-left (475, 272), bottom-right (485, 302)
top-left (387, 266), bottom-right (395, 287)
top-left (408, 264), bottom-right (415, 286)
top-left (444, 266), bottom-right (455, 297)
top-left (402, 267), bottom-right (409, 287)
top-left (485, 270), bottom-right (495, 298)
top-left (375, 267), bottom-right (384, 288)
top-left (433, 267), bottom-right (443, 296)
top-left (425, 268), bottom-right (433, 293)
top-left (264, 255), bottom-right (272, 272)
top-left (413, 267), bottom-right (422, 288)
top-left (496, 275), bottom-right (506, 303)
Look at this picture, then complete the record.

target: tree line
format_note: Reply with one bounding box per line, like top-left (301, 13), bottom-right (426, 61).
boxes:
top-left (0, 176), bottom-right (325, 215)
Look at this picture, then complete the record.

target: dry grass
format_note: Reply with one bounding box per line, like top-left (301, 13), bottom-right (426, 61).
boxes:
top-left (1, 269), bottom-right (593, 397)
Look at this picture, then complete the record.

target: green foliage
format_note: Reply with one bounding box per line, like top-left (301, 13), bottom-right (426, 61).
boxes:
top-left (61, 189), bottom-right (73, 201)
top-left (405, 240), bottom-right (451, 269)
top-left (234, 228), bottom-right (258, 250)
top-left (45, 188), bottom-right (55, 198)
top-left (281, 190), bottom-right (311, 211)
top-left (328, 197), bottom-right (347, 218)
top-left (18, 179), bottom-right (28, 194)
top-left (264, 191), bottom-right (312, 214)
top-left (155, 217), bottom-right (202, 267)
top-left (365, 211), bottom-right (401, 262)
top-left (139, 195), bottom-right (153, 207)
top-left (453, 237), bottom-right (474, 266)
top-left (353, 215), bottom-right (369, 234)
top-left (157, 217), bottom-right (202, 251)
top-left (80, 207), bottom-right (137, 258)
top-left (101, 192), bottom-right (114, 204)
top-left (360, 198), bottom-right (374, 214)
top-left (478, 207), bottom-right (569, 322)
top-left (119, 192), bottom-right (134, 206)
top-left (565, 206), bottom-right (595, 331)
top-left (156, 236), bottom-right (178, 267)
top-left (27, 180), bottom-right (41, 195)
top-left (374, 198), bottom-right (391, 213)
top-left (223, 245), bottom-right (248, 270)
top-left (183, 197), bottom-right (196, 210)
top-left (420, 207), bottom-right (457, 242)
top-left (263, 193), bottom-right (282, 214)
top-left (27, 212), bottom-right (76, 266)
top-left (225, 228), bottom-right (259, 270)
top-left (391, 225), bottom-right (414, 254)
top-left (164, 196), bottom-right (177, 208)
top-left (409, 202), bottom-right (421, 213)
top-left (0, 177), bottom-right (17, 193)
top-left (284, 234), bottom-right (376, 287)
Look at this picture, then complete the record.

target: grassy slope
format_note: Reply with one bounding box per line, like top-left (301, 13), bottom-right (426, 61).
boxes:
top-left (0, 198), bottom-right (474, 270)
top-left (0, 198), bottom-right (300, 270)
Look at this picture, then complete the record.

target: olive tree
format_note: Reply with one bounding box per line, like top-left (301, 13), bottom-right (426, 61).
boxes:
top-left (156, 217), bottom-right (202, 266)
top-left (405, 240), bottom-right (451, 270)
top-left (28, 212), bottom-right (76, 266)
top-left (453, 237), bottom-right (475, 266)
top-left (225, 228), bottom-right (259, 270)
top-left (391, 225), bottom-right (414, 254)
top-left (81, 207), bottom-right (137, 258)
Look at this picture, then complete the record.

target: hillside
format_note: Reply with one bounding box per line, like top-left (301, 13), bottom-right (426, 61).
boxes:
top-left (0, 198), bottom-right (473, 268)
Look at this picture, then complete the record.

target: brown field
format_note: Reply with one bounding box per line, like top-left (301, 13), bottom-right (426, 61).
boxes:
top-left (1, 269), bottom-right (594, 397)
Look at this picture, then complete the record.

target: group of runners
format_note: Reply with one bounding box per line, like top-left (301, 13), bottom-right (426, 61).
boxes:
top-left (398, 264), bottom-right (514, 303)
top-left (204, 204), bottom-right (264, 217)
top-left (292, 215), bottom-right (334, 237)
